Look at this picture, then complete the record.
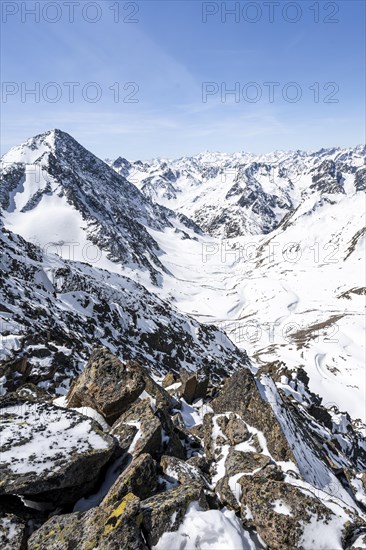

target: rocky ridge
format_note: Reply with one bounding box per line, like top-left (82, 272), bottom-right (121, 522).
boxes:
top-left (1, 348), bottom-right (365, 549)
top-left (109, 145), bottom-right (366, 238)
top-left (0, 226), bottom-right (247, 395)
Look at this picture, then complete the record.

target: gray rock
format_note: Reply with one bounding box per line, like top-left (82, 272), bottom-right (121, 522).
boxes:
top-left (110, 423), bottom-right (138, 456)
top-left (202, 413), bottom-right (215, 461)
top-left (162, 372), bottom-right (176, 388)
top-left (211, 369), bottom-right (294, 462)
top-left (28, 492), bottom-right (147, 550)
top-left (67, 348), bottom-right (145, 425)
top-left (0, 513), bottom-right (27, 550)
top-left (179, 368), bottom-right (209, 404)
top-left (155, 407), bottom-right (186, 459)
top-left (0, 398), bottom-right (116, 504)
top-left (215, 476), bottom-right (242, 511)
top-left (225, 448), bottom-right (271, 477)
top-left (160, 455), bottom-right (210, 487)
top-left (240, 476), bottom-right (359, 550)
top-left (141, 482), bottom-right (208, 546)
top-left (103, 453), bottom-right (158, 503)
top-left (225, 414), bottom-right (250, 445)
top-left (129, 361), bottom-right (174, 409)
top-left (111, 399), bottom-right (161, 459)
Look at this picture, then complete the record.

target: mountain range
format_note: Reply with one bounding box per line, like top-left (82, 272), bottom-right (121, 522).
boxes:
top-left (0, 129), bottom-right (365, 549)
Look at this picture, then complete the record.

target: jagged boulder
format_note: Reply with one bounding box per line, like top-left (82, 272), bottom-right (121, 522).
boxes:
top-left (103, 453), bottom-right (158, 503)
top-left (179, 368), bottom-right (209, 404)
top-left (129, 361), bottom-right (174, 409)
top-left (211, 368), bottom-right (258, 416)
top-left (225, 448), bottom-right (271, 477)
top-left (215, 476), bottom-right (242, 511)
top-left (162, 371), bottom-right (176, 388)
top-left (28, 492), bottom-right (147, 550)
top-left (0, 398), bottom-right (116, 504)
top-left (155, 407), bottom-right (186, 459)
top-left (160, 455), bottom-right (209, 487)
top-left (215, 451), bottom-right (274, 512)
top-left (111, 398), bottom-right (186, 461)
top-left (66, 348), bottom-right (145, 424)
top-left (109, 423), bottom-right (138, 456)
top-left (239, 475), bottom-right (361, 550)
top-left (0, 513), bottom-right (27, 550)
top-left (141, 482), bottom-right (208, 547)
top-left (202, 412), bottom-right (215, 460)
top-left (224, 413), bottom-right (250, 445)
top-left (28, 455), bottom-right (158, 549)
top-left (211, 369), bottom-right (294, 461)
top-left (111, 399), bottom-right (161, 458)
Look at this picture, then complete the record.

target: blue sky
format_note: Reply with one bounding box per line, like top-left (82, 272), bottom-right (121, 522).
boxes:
top-left (1, 0), bottom-right (365, 159)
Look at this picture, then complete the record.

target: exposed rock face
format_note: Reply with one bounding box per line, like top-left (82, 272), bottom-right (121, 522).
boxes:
top-left (28, 455), bottom-right (158, 549)
top-left (355, 166), bottom-right (366, 191)
top-left (212, 369), bottom-right (294, 461)
top-left (0, 227), bottom-right (248, 396)
top-left (0, 398), bottom-right (115, 504)
top-left (240, 475), bottom-right (354, 550)
top-left (224, 414), bottom-right (250, 446)
top-left (155, 407), bottom-right (186, 460)
top-left (28, 492), bottom-right (148, 550)
top-left (111, 399), bottom-right (162, 459)
top-left (179, 368), bottom-right (209, 404)
top-left (160, 455), bottom-right (210, 487)
top-left (310, 159), bottom-right (345, 194)
top-left (1, 350), bottom-right (366, 549)
top-left (0, 129), bottom-right (177, 283)
top-left (2, 131), bottom-right (366, 549)
top-left (109, 422), bottom-right (138, 455)
top-left (103, 453), bottom-right (158, 503)
top-left (129, 362), bottom-right (174, 409)
top-left (211, 368), bottom-right (256, 416)
top-left (109, 145), bottom-right (365, 238)
top-left (161, 371), bottom-right (176, 388)
top-left (141, 482), bottom-right (208, 547)
top-left (0, 513), bottom-right (27, 550)
top-left (67, 348), bottom-right (145, 424)
top-left (225, 448), bottom-right (271, 477)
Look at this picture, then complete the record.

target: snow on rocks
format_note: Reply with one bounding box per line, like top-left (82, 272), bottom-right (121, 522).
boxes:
top-left (152, 501), bottom-right (259, 550)
top-left (0, 513), bottom-right (27, 550)
top-left (1, 349), bottom-right (366, 548)
top-left (0, 397), bottom-right (116, 503)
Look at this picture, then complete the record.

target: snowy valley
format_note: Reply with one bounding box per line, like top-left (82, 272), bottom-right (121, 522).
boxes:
top-left (0, 129), bottom-right (365, 549)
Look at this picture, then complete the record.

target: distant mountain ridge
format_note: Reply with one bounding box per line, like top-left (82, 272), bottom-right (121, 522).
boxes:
top-left (108, 145), bottom-right (366, 237)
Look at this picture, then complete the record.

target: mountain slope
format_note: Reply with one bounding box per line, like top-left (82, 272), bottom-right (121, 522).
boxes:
top-left (0, 225), bottom-right (248, 395)
top-left (109, 145), bottom-right (366, 237)
top-left (1, 129), bottom-right (199, 284)
top-left (1, 130), bottom-right (366, 549)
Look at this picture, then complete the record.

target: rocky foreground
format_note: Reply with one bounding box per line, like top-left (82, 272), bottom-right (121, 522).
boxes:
top-left (1, 348), bottom-right (366, 549)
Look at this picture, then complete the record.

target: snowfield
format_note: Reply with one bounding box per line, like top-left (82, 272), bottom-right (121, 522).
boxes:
top-left (1, 130), bottom-right (365, 550)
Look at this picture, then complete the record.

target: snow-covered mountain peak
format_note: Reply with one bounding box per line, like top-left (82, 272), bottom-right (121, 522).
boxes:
top-left (0, 130), bottom-right (201, 282)
top-left (1, 129), bottom-right (75, 166)
top-left (109, 144), bottom-right (365, 238)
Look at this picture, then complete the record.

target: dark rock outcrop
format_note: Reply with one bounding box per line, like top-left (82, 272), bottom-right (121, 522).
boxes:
top-left (0, 398), bottom-right (115, 504)
top-left (67, 348), bottom-right (145, 425)
top-left (141, 482), bottom-right (208, 547)
top-left (211, 369), bottom-right (294, 462)
top-left (28, 492), bottom-right (147, 550)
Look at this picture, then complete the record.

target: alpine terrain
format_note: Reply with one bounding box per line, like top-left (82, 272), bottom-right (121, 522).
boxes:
top-left (0, 129), bottom-right (365, 550)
